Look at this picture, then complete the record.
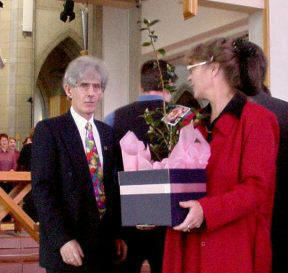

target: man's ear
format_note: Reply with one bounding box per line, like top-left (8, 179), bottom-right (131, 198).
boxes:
top-left (64, 84), bottom-right (72, 100)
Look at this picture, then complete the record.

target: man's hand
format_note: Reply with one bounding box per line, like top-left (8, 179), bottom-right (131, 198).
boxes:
top-left (60, 239), bottom-right (84, 267)
top-left (115, 239), bottom-right (127, 263)
top-left (173, 200), bottom-right (204, 232)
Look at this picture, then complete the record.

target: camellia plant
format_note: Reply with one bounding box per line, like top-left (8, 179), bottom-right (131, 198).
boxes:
top-left (139, 18), bottom-right (204, 161)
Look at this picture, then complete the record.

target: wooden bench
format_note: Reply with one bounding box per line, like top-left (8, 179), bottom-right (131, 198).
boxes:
top-left (0, 172), bottom-right (39, 241)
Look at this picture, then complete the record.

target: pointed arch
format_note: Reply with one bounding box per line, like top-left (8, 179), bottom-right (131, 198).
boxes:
top-left (35, 31), bottom-right (82, 120)
top-left (36, 29), bottom-right (83, 80)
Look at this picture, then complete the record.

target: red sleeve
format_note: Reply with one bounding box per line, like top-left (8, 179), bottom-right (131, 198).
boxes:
top-left (198, 110), bottom-right (279, 232)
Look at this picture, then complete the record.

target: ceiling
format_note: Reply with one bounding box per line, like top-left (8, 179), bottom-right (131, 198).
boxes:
top-left (59, 0), bottom-right (136, 9)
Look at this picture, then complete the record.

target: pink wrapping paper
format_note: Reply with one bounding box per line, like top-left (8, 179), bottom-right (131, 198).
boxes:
top-left (119, 124), bottom-right (210, 171)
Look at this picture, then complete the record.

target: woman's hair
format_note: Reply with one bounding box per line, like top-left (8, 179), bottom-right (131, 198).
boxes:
top-left (0, 133), bottom-right (8, 140)
top-left (8, 137), bottom-right (16, 142)
top-left (233, 38), bottom-right (270, 95)
top-left (186, 37), bottom-right (268, 96)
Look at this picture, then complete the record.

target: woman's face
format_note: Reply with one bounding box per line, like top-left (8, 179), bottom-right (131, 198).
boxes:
top-left (8, 139), bottom-right (16, 150)
top-left (187, 61), bottom-right (213, 100)
top-left (0, 137), bottom-right (8, 150)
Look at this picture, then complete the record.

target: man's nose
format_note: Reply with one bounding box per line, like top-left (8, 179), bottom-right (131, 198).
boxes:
top-left (87, 84), bottom-right (95, 95)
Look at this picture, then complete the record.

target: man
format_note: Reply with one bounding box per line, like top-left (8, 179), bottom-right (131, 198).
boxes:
top-left (32, 56), bottom-right (126, 273)
top-left (238, 40), bottom-right (288, 273)
top-left (104, 59), bottom-right (177, 273)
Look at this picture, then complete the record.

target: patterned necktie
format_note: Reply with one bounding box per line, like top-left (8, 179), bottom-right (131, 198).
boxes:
top-left (85, 122), bottom-right (106, 218)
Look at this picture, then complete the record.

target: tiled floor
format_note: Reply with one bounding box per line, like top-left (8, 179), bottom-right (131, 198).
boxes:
top-left (0, 231), bottom-right (152, 273)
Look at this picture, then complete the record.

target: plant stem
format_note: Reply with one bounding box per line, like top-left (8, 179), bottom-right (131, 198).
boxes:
top-left (147, 28), bottom-right (167, 116)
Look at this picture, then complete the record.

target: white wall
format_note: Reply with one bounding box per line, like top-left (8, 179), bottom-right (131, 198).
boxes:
top-left (102, 6), bottom-right (141, 117)
top-left (269, 0), bottom-right (288, 101)
top-left (248, 10), bottom-right (263, 48)
top-left (103, 7), bottom-right (129, 116)
top-left (142, 0), bottom-right (248, 57)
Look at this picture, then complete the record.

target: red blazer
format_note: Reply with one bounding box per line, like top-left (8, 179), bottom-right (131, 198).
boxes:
top-left (163, 101), bottom-right (279, 273)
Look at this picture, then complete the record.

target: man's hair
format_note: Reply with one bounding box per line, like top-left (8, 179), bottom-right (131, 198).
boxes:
top-left (0, 133), bottom-right (8, 140)
top-left (63, 55), bottom-right (108, 90)
top-left (141, 60), bottom-right (177, 92)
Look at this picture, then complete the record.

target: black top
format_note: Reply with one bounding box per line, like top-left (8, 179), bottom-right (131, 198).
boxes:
top-left (203, 93), bottom-right (247, 142)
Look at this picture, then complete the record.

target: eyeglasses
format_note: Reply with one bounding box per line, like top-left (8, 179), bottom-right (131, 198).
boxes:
top-left (77, 82), bottom-right (102, 92)
top-left (187, 57), bottom-right (214, 72)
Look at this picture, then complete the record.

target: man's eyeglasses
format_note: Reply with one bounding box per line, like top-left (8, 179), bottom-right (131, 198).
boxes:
top-left (77, 82), bottom-right (102, 92)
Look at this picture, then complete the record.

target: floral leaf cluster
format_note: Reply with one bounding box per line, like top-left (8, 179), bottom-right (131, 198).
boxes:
top-left (143, 106), bottom-right (205, 161)
top-left (139, 18), bottom-right (203, 160)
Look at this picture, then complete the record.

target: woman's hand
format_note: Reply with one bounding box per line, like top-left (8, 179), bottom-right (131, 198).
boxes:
top-left (173, 200), bottom-right (204, 232)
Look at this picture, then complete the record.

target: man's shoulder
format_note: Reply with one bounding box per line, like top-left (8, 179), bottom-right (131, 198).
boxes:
top-left (253, 92), bottom-right (288, 114)
top-left (34, 113), bottom-right (70, 135)
top-left (115, 100), bottom-right (162, 114)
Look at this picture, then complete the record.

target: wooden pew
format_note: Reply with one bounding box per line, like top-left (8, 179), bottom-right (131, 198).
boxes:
top-left (0, 172), bottom-right (39, 241)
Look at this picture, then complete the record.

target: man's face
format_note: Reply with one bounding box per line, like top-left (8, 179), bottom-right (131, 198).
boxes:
top-left (9, 139), bottom-right (16, 150)
top-left (0, 137), bottom-right (8, 150)
top-left (64, 68), bottom-right (103, 120)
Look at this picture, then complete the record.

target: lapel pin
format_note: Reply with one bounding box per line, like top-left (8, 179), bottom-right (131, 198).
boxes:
top-left (104, 146), bottom-right (108, 151)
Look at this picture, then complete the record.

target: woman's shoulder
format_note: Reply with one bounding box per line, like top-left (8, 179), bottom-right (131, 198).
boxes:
top-left (240, 100), bottom-right (279, 138)
top-left (243, 100), bottom-right (278, 122)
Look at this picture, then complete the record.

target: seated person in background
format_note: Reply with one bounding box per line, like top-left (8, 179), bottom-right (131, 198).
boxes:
top-left (22, 136), bottom-right (32, 146)
top-left (0, 133), bottom-right (17, 193)
top-left (8, 136), bottom-right (20, 162)
top-left (0, 133), bottom-right (17, 171)
top-left (17, 133), bottom-right (37, 221)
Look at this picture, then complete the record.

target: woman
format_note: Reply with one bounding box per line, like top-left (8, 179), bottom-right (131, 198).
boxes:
top-left (162, 38), bottom-right (279, 273)
top-left (8, 136), bottom-right (20, 162)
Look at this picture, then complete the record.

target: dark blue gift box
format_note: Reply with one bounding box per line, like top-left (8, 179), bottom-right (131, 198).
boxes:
top-left (118, 169), bottom-right (207, 227)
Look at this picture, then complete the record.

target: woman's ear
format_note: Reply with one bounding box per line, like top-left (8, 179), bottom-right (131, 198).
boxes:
top-left (210, 62), bottom-right (220, 77)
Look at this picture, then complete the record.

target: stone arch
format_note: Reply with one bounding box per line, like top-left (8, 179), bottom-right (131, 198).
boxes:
top-left (35, 33), bottom-right (82, 120)
top-left (36, 29), bottom-right (83, 80)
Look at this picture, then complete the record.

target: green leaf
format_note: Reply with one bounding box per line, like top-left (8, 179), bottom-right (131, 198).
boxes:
top-left (158, 48), bottom-right (166, 56)
top-left (143, 18), bottom-right (149, 25)
top-left (142, 42), bottom-right (152, 47)
top-left (149, 19), bottom-right (160, 26)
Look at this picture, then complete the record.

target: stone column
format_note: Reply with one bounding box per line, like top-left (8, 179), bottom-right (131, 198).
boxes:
top-left (0, 0), bottom-right (34, 142)
top-left (102, 5), bottom-right (141, 118)
top-left (269, 0), bottom-right (288, 101)
top-left (89, 4), bottom-right (103, 120)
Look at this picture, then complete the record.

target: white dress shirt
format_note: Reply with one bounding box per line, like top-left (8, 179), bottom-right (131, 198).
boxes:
top-left (70, 107), bottom-right (103, 165)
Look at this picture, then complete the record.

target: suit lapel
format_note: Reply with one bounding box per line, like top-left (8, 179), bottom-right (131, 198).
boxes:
top-left (94, 120), bottom-right (108, 173)
top-left (60, 112), bottom-right (92, 187)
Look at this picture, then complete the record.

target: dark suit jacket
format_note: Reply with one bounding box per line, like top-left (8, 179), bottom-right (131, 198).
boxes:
top-left (32, 111), bottom-right (121, 272)
top-left (113, 99), bottom-right (164, 145)
top-left (252, 92), bottom-right (288, 272)
top-left (111, 99), bottom-right (166, 268)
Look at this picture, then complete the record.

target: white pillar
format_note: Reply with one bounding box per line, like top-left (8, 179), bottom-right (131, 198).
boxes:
top-left (248, 10), bottom-right (263, 48)
top-left (102, 6), bottom-right (141, 117)
top-left (269, 0), bottom-right (288, 101)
